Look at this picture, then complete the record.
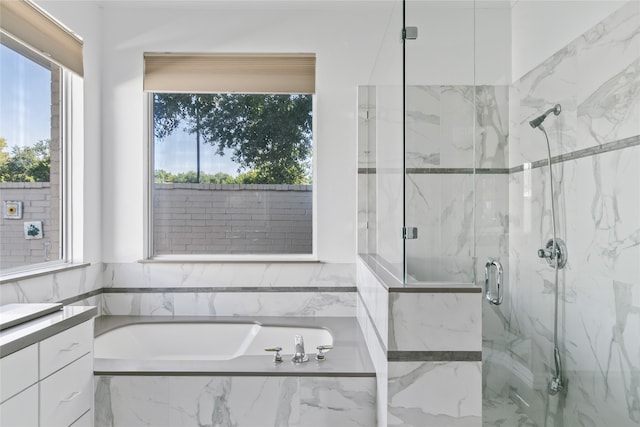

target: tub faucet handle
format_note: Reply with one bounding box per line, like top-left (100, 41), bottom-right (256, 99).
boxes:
top-left (264, 346), bottom-right (283, 363)
top-left (316, 344), bottom-right (333, 361)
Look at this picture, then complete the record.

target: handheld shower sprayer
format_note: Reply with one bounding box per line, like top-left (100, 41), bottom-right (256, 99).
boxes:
top-left (529, 104), bottom-right (562, 129)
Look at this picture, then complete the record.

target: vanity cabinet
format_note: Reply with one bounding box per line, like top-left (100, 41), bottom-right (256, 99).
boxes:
top-left (0, 308), bottom-right (95, 427)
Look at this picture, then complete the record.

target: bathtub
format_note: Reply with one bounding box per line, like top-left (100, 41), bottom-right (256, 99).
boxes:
top-left (93, 316), bottom-right (376, 426)
top-left (95, 322), bottom-right (333, 361)
top-left (93, 316), bottom-right (373, 376)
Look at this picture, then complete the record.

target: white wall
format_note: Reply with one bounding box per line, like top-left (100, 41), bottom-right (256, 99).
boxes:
top-left (35, 0), bottom-right (103, 267)
top-left (405, 1), bottom-right (511, 86)
top-left (96, 1), bottom-right (395, 263)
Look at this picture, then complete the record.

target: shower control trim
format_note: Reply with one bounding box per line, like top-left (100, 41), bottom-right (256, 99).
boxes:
top-left (538, 238), bottom-right (567, 269)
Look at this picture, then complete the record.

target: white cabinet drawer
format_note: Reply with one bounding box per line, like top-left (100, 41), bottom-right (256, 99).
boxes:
top-left (0, 343), bottom-right (38, 403)
top-left (0, 383), bottom-right (38, 427)
top-left (40, 353), bottom-right (92, 427)
top-left (40, 320), bottom-right (93, 379)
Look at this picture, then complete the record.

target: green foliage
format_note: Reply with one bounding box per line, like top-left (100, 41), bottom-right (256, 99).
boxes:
top-left (155, 169), bottom-right (236, 184)
top-left (153, 93), bottom-right (312, 185)
top-left (0, 139), bottom-right (50, 182)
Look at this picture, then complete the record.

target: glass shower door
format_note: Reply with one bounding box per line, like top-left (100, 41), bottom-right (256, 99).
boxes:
top-left (403, 0), bottom-right (478, 285)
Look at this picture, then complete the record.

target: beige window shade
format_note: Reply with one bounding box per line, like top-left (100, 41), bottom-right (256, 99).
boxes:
top-left (144, 53), bottom-right (316, 94)
top-left (0, 0), bottom-right (83, 76)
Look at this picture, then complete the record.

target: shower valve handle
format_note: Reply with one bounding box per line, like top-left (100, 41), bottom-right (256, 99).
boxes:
top-left (538, 248), bottom-right (553, 259)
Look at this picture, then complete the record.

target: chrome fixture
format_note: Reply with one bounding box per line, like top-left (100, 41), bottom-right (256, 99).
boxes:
top-left (529, 104), bottom-right (561, 129)
top-left (315, 344), bottom-right (333, 361)
top-left (264, 346), bottom-right (283, 363)
top-left (538, 238), bottom-right (568, 269)
top-left (484, 258), bottom-right (504, 305)
top-left (292, 334), bottom-right (308, 363)
top-left (402, 226), bottom-right (418, 240)
top-left (531, 104), bottom-right (567, 396)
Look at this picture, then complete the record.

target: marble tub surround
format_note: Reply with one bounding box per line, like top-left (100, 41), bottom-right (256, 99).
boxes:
top-left (103, 262), bottom-right (355, 288)
top-left (97, 262), bottom-right (359, 317)
top-left (99, 289), bottom-right (356, 317)
top-left (94, 316), bottom-right (376, 427)
top-left (95, 375), bottom-right (376, 427)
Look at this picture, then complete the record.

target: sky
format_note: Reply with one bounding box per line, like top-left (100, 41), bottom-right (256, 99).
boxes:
top-left (154, 129), bottom-right (242, 176)
top-left (0, 44), bottom-right (51, 149)
top-left (1, 43), bottom-right (240, 175)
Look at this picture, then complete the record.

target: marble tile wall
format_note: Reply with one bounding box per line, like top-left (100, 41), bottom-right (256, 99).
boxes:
top-left (95, 375), bottom-right (376, 427)
top-left (404, 84), bottom-right (509, 284)
top-left (503, 2), bottom-right (640, 426)
top-left (356, 257), bottom-right (389, 427)
top-left (356, 257), bottom-right (483, 426)
top-left (97, 262), bottom-right (357, 317)
top-left (100, 291), bottom-right (355, 317)
top-left (388, 292), bottom-right (481, 352)
top-left (102, 262), bottom-right (355, 288)
top-left (388, 361), bottom-right (482, 427)
top-left (0, 263), bottom-right (103, 306)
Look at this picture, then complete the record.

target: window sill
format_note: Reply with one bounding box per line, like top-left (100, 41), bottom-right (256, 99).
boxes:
top-left (0, 262), bottom-right (91, 285)
top-left (141, 255), bottom-right (319, 264)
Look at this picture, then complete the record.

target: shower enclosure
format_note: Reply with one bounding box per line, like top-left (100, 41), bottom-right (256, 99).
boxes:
top-left (358, 1), bottom-right (640, 425)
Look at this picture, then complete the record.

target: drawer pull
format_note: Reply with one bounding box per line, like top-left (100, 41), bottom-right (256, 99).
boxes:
top-left (61, 391), bottom-right (81, 402)
top-left (61, 342), bottom-right (80, 352)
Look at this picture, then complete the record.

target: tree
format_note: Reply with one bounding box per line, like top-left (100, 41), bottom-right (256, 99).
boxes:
top-left (0, 139), bottom-right (50, 182)
top-left (0, 138), bottom-right (9, 165)
top-left (154, 94), bottom-right (217, 183)
top-left (153, 93), bottom-right (312, 185)
top-left (201, 94), bottom-right (312, 184)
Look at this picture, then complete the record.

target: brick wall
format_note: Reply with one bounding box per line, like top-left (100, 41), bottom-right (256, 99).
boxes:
top-left (0, 184), bottom-right (57, 270)
top-left (153, 184), bottom-right (313, 254)
top-left (0, 66), bottom-right (61, 272)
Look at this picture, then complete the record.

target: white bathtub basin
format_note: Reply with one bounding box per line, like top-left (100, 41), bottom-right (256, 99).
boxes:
top-left (94, 322), bottom-right (333, 361)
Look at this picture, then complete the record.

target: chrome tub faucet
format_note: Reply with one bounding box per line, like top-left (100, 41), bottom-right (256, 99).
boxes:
top-left (292, 334), bottom-right (308, 363)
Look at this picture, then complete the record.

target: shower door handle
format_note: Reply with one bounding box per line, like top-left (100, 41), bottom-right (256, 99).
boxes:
top-left (484, 258), bottom-right (503, 305)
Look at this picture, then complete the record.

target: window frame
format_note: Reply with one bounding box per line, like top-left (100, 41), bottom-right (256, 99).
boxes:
top-left (144, 92), bottom-right (318, 262)
top-left (0, 41), bottom-right (82, 279)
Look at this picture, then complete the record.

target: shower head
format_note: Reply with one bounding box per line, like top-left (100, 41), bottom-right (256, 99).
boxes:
top-left (529, 104), bottom-right (562, 129)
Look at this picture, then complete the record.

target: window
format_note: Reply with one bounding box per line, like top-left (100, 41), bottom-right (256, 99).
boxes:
top-left (146, 54), bottom-right (316, 257)
top-left (0, 0), bottom-right (82, 275)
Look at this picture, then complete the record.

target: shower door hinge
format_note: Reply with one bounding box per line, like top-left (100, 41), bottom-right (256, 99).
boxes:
top-left (403, 226), bottom-right (418, 239)
top-left (403, 27), bottom-right (418, 41)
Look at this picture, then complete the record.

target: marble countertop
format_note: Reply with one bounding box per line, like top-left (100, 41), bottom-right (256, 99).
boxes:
top-left (94, 315), bottom-right (375, 377)
top-left (0, 305), bottom-right (97, 358)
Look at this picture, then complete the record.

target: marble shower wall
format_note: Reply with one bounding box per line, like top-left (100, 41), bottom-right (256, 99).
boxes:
top-left (404, 84), bottom-right (509, 283)
top-left (503, 2), bottom-right (640, 426)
